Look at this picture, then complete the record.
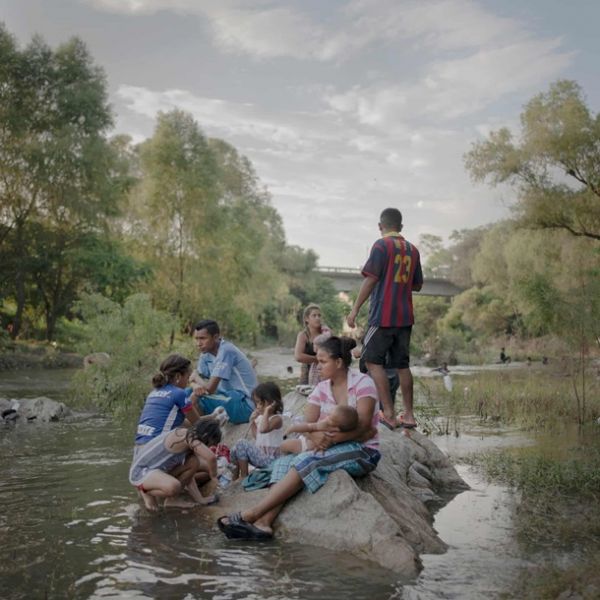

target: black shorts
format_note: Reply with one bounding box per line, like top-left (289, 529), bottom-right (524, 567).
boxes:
top-left (362, 326), bottom-right (412, 370)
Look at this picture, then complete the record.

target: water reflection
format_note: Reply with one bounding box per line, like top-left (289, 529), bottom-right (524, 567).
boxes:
top-left (0, 415), bottom-right (400, 600)
top-left (401, 465), bottom-right (524, 599)
top-left (0, 368), bottom-right (78, 401)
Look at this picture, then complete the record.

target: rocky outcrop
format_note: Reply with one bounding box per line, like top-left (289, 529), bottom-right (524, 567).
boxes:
top-left (203, 391), bottom-right (469, 578)
top-left (0, 396), bottom-right (71, 423)
top-left (83, 352), bottom-right (111, 369)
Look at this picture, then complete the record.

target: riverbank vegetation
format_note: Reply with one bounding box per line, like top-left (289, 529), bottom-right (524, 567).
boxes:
top-left (467, 441), bottom-right (600, 599)
top-left (422, 365), bottom-right (600, 597)
top-left (416, 367), bottom-right (600, 437)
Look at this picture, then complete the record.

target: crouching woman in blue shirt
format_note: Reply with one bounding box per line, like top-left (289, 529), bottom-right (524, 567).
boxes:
top-left (129, 354), bottom-right (220, 511)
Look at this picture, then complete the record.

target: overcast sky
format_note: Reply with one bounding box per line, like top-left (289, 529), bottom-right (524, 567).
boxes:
top-left (3, 0), bottom-right (599, 267)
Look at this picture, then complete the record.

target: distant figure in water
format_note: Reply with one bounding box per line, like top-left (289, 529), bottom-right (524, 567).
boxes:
top-left (500, 348), bottom-right (511, 364)
top-left (542, 356), bottom-right (549, 365)
top-left (432, 362), bottom-right (453, 392)
top-left (526, 356), bottom-right (532, 367)
top-left (432, 362), bottom-right (450, 376)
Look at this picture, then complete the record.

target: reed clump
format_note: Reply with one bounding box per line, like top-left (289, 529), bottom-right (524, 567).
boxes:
top-left (420, 368), bottom-right (600, 431)
top-left (469, 447), bottom-right (600, 598)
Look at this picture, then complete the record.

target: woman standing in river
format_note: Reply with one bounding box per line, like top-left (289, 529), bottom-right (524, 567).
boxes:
top-left (294, 304), bottom-right (331, 385)
top-left (218, 336), bottom-right (380, 539)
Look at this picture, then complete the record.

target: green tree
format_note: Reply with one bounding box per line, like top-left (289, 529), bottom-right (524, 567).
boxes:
top-left (420, 234), bottom-right (450, 279)
top-left (73, 293), bottom-right (173, 414)
top-left (130, 110), bottom-right (220, 344)
top-left (465, 80), bottom-right (600, 241)
top-left (0, 27), bottom-right (131, 339)
top-left (420, 227), bottom-right (489, 287)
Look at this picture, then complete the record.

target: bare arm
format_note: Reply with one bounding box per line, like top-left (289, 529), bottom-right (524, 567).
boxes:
top-left (284, 402), bottom-right (322, 436)
top-left (189, 370), bottom-right (202, 385)
top-left (183, 408), bottom-right (199, 426)
top-left (294, 331), bottom-right (317, 365)
top-left (258, 405), bottom-right (283, 433)
top-left (347, 276), bottom-right (378, 328)
top-left (302, 402), bottom-right (343, 450)
top-left (192, 376), bottom-right (221, 397)
top-left (190, 442), bottom-right (218, 479)
top-left (286, 418), bottom-right (336, 435)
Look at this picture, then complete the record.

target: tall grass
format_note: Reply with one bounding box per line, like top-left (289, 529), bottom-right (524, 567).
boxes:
top-left (470, 446), bottom-right (600, 598)
top-left (417, 368), bottom-right (600, 431)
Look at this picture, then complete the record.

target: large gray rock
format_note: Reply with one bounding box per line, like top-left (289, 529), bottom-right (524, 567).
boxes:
top-left (203, 391), bottom-right (469, 577)
top-left (0, 396), bottom-right (71, 423)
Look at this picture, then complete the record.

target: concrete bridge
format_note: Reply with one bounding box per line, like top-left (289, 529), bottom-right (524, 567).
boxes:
top-left (315, 266), bottom-right (463, 297)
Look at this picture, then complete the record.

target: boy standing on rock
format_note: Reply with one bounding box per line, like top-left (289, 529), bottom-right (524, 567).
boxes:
top-left (347, 208), bottom-right (423, 430)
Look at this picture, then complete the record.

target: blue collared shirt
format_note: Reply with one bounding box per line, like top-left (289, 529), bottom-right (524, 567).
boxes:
top-left (197, 339), bottom-right (257, 399)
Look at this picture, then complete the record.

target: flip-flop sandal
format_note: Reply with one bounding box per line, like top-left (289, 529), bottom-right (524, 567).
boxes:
top-left (202, 493), bottom-right (219, 506)
top-left (378, 410), bottom-right (397, 430)
top-left (217, 513), bottom-right (273, 540)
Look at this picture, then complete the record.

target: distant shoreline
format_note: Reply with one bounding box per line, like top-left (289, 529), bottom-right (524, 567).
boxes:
top-left (0, 344), bottom-right (82, 371)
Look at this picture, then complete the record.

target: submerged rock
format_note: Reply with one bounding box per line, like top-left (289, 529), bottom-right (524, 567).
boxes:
top-left (0, 396), bottom-right (71, 423)
top-left (203, 391), bottom-right (469, 578)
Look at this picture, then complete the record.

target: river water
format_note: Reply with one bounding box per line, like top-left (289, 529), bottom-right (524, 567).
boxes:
top-left (1, 367), bottom-right (534, 599)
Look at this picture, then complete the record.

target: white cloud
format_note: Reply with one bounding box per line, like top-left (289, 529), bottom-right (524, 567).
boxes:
top-left (345, 0), bottom-right (525, 51)
top-left (117, 85), bottom-right (316, 148)
top-left (325, 35), bottom-right (572, 127)
top-left (87, 0), bottom-right (569, 65)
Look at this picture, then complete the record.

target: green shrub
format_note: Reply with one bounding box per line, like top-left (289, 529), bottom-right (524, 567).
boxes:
top-left (72, 293), bottom-right (175, 415)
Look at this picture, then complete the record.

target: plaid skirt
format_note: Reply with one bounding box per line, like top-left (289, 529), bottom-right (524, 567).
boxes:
top-left (270, 442), bottom-right (381, 493)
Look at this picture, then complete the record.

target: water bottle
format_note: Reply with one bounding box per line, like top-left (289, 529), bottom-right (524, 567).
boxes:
top-left (218, 469), bottom-right (233, 489)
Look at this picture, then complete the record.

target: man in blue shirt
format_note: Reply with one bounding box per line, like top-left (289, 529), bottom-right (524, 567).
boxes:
top-left (190, 319), bottom-right (257, 424)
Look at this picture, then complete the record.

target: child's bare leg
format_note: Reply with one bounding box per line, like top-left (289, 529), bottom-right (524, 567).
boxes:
top-left (138, 471), bottom-right (195, 510)
top-left (182, 456), bottom-right (217, 503)
top-left (230, 463), bottom-right (240, 480)
top-left (238, 459), bottom-right (249, 478)
top-left (166, 454), bottom-right (204, 505)
top-left (137, 488), bottom-right (159, 512)
top-left (280, 439), bottom-right (302, 454)
top-left (281, 438), bottom-right (313, 454)
top-left (171, 455), bottom-right (198, 486)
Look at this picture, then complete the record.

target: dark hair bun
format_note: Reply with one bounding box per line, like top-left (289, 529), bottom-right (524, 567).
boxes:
top-left (320, 336), bottom-right (356, 369)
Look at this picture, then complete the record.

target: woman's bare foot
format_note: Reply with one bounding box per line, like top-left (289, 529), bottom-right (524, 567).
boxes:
top-left (138, 489), bottom-right (159, 512)
top-left (163, 496), bottom-right (196, 509)
top-left (195, 493), bottom-right (218, 506)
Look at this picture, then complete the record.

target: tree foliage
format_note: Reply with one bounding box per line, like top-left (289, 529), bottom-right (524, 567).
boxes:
top-left (465, 80), bottom-right (600, 241)
top-left (72, 293), bottom-right (174, 414)
top-left (0, 25), bottom-right (142, 340)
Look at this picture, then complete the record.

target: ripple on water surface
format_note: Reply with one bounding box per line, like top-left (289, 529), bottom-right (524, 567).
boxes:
top-left (0, 418), bottom-right (402, 600)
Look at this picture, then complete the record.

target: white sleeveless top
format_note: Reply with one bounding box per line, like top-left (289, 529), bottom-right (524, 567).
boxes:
top-left (255, 414), bottom-right (284, 457)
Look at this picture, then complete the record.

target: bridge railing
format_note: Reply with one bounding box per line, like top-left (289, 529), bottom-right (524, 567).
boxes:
top-left (315, 266), bottom-right (361, 275)
top-left (314, 266), bottom-right (464, 297)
